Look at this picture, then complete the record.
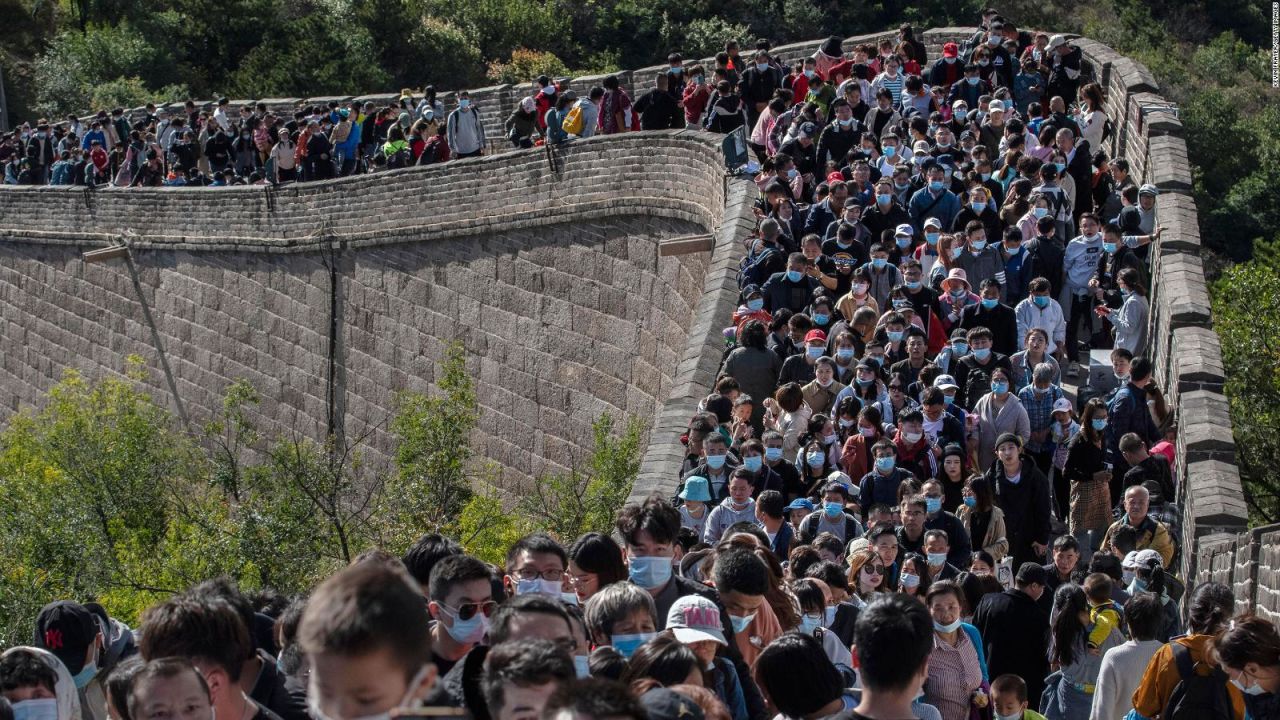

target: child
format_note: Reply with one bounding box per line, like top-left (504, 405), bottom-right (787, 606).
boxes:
top-left (1049, 397), bottom-right (1080, 519)
top-left (990, 674), bottom-right (1048, 720)
top-left (298, 562), bottom-right (437, 720)
top-left (0, 646), bottom-right (79, 720)
top-left (678, 476), bottom-right (712, 540)
top-left (1084, 573), bottom-right (1127, 640)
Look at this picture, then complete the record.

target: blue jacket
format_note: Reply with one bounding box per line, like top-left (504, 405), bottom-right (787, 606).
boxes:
top-left (909, 186), bottom-right (961, 230)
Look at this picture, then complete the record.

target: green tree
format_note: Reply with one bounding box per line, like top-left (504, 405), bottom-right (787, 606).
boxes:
top-left (0, 358), bottom-right (203, 644)
top-left (486, 48), bottom-right (571, 86)
top-left (382, 342), bottom-right (478, 548)
top-left (516, 414), bottom-right (644, 542)
top-left (1211, 263), bottom-right (1280, 524)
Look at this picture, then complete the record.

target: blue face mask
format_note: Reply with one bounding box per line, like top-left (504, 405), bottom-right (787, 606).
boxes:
top-left (1055, 162), bottom-right (1066, 173)
top-left (799, 614), bottom-right (821, 635)
top-left (806, 452), bottom-right (826, 467)
top-left (743, 456), bottom-right (763, 472)
top-left (612, 632), bottom-right (657, 658)
top-left (729, 613), bottom-right (756, 634)
top-left (764, 447), bottom-right (784, 462)
top-left (459, 99), bottom-right (471, 109)
top-left (786, 269), bottom-right (803, 283)
top-left (1092, 418), bottom-right (1108, 431)
top-left (12, 699), bottom-right (59, 720)
top-left (900, 572), bottom-right (921, 588)
top-left (981, 298), bottom-right (998, 309)
top-left (443, 607), bottom-right (490, 644)
top-left (837, 348), bottom-right (855, 361)
top-left (944, 394), bottom-right (955, 405)
top-left (706, 453), bottom-right (727, 470)
top-left (1128, 578), bottom-right (1148, 594)
top-left (813, 313), bottom-right (829, 325)
top-left (971, 239), bottom-right (987, 251)
top-left (574, 655), bottom-right (591, 678)
top-left (967, 76), bottom-right (980, 86)
top-left (991, 380), bottom-right (1009, 395)
top-left (925, 232), bottom-right (939, 245)
top-left (925, 497), bottom-right (942, 514)
top-left (884, 146), bottom-right (897, 157)
top-left (887, 330), bottom-right (905, 342)
top-left (823, 501), bottom-right (843, 517)
top-left (1103, 242), bottom-right (1117, 253)
top-left (806, 346), bottom-right (824, 359)
top-left (629, 556), bottom-right (673, 590)
top-left (872, 257), bottom-right (888, 269)
top-left (927, 551), bottom-right (947, 566)
top-left (953, 342), bottom-right (969, 355)
top-left (803, 69), bottom-right (816, 78)
top-left (973, 347), bottom-right (991, 360)
top-left (905, 280), bottom-right (922, 290)
top-left (951, 246), bottom-right (964, 259)
top-left (1032, 295), bottom-right (1050, 308)
top-left (875, 456), bottom-right (896, 472)
top-left (896, 237), bottom-right (912, 249)
top-left (980, 172), bottom-right (991, 181)
top-left (963, 495), bottom-right (977, 508)
top-left (824, 605), bottom-right (837, 626)
top-left (877, 193), bottom-right (892, 205)
top-left (929, 180), bottom-right (945, 192)
top-left (1034, 206), bottom-right (1049, 218)
top-left (747, 298), bottom-right (764, 312)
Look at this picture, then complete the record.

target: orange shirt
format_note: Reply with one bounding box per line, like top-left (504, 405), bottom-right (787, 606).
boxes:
top-left (1131, 634), bottom-right (1244, 720)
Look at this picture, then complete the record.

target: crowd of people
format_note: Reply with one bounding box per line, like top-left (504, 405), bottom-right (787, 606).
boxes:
top-left (4, 9), bottom-right (1270, 720)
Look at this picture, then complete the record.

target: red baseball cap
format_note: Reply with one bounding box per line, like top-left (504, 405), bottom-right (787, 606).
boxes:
top-left (804, 329), bottom-right (828, 344)
top-left (943, 42), bottom-right (959, 58)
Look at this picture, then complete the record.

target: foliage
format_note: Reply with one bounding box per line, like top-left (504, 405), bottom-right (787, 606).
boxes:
top-left (486, 48), bottom-right (571, 86)
top-left (383, 343), bottom-right (479, 548)
top-left (32, 23), bottom-right (167, 116)
top-left (409, 17), bottom-right (486, 89)
top-left (676, 17), bottom-right (752, 60)
top-left (0, 343), bottom-right (645, 644)
top-left (1210, 264), bottom-right (1280, 525)
top-left (516, 415), bottom-right (645, 542)
top-left (455, 478), bottom-right (524, 566)
top-left (0, 358), bottom-right (204, 645)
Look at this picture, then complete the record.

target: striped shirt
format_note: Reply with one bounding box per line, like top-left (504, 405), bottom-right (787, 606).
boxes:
top-left (925, 630), bottom-right (984, 720)
top-left (874, 73), bottom-right (905, 107)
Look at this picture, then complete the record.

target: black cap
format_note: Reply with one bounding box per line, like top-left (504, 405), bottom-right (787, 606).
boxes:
top-left (640, 689), bottom-right (706, 720)
top-left (1016, 562), bottom-right (1049, 587)
top-left (34, 601), bottom-right (100, 674)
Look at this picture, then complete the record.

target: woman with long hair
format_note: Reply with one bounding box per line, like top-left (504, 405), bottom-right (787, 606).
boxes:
top-left (1045, 584), bottom-right (1123, 720)
top-left (1133, 582), bottom-right (1242, 719)
top-left (956, 476), bottom-right (1008, 562)
top-left (1065, 398), bottom-right (1112, 539)
top-left (845, 547), bottom-right (887, 604)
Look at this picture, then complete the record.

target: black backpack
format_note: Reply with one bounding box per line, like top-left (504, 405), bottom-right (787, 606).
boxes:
top-left (1162, 642), bottom-right (1234, 720)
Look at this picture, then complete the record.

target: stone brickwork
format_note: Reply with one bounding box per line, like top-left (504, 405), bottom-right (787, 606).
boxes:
top-left (0, 132), bottom-right (755, 487)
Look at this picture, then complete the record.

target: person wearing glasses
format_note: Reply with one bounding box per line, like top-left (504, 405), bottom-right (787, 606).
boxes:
top-left (503, 533), bottom-right (568, 598)
top-left (427, 555), bottom-right (497, 677)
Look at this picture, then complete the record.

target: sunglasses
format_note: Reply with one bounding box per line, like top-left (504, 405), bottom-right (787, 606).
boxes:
top-left (440, 600), bottom-right (497, 621)
top-left (863, 564), bottom-right (886, 576)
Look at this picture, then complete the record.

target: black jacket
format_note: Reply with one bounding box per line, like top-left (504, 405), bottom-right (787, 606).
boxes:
top-left (958, 303), bottom-right (1019, 357)
top-left (972, 588), bottom-right (1050, 702)
top-left (249, 649), bottom-right (309, 720)
top-left (985, 454), bottom-right (1052, 570)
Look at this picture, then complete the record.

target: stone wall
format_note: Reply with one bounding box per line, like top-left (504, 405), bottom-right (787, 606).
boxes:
top-left (0, 132), bottom-right (755, 486)
top-left (1062, 36), bottom-right (1249, 590)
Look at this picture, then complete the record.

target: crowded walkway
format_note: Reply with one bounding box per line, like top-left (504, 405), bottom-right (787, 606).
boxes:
top-left (4, 12), bottom-right (1269, 720)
